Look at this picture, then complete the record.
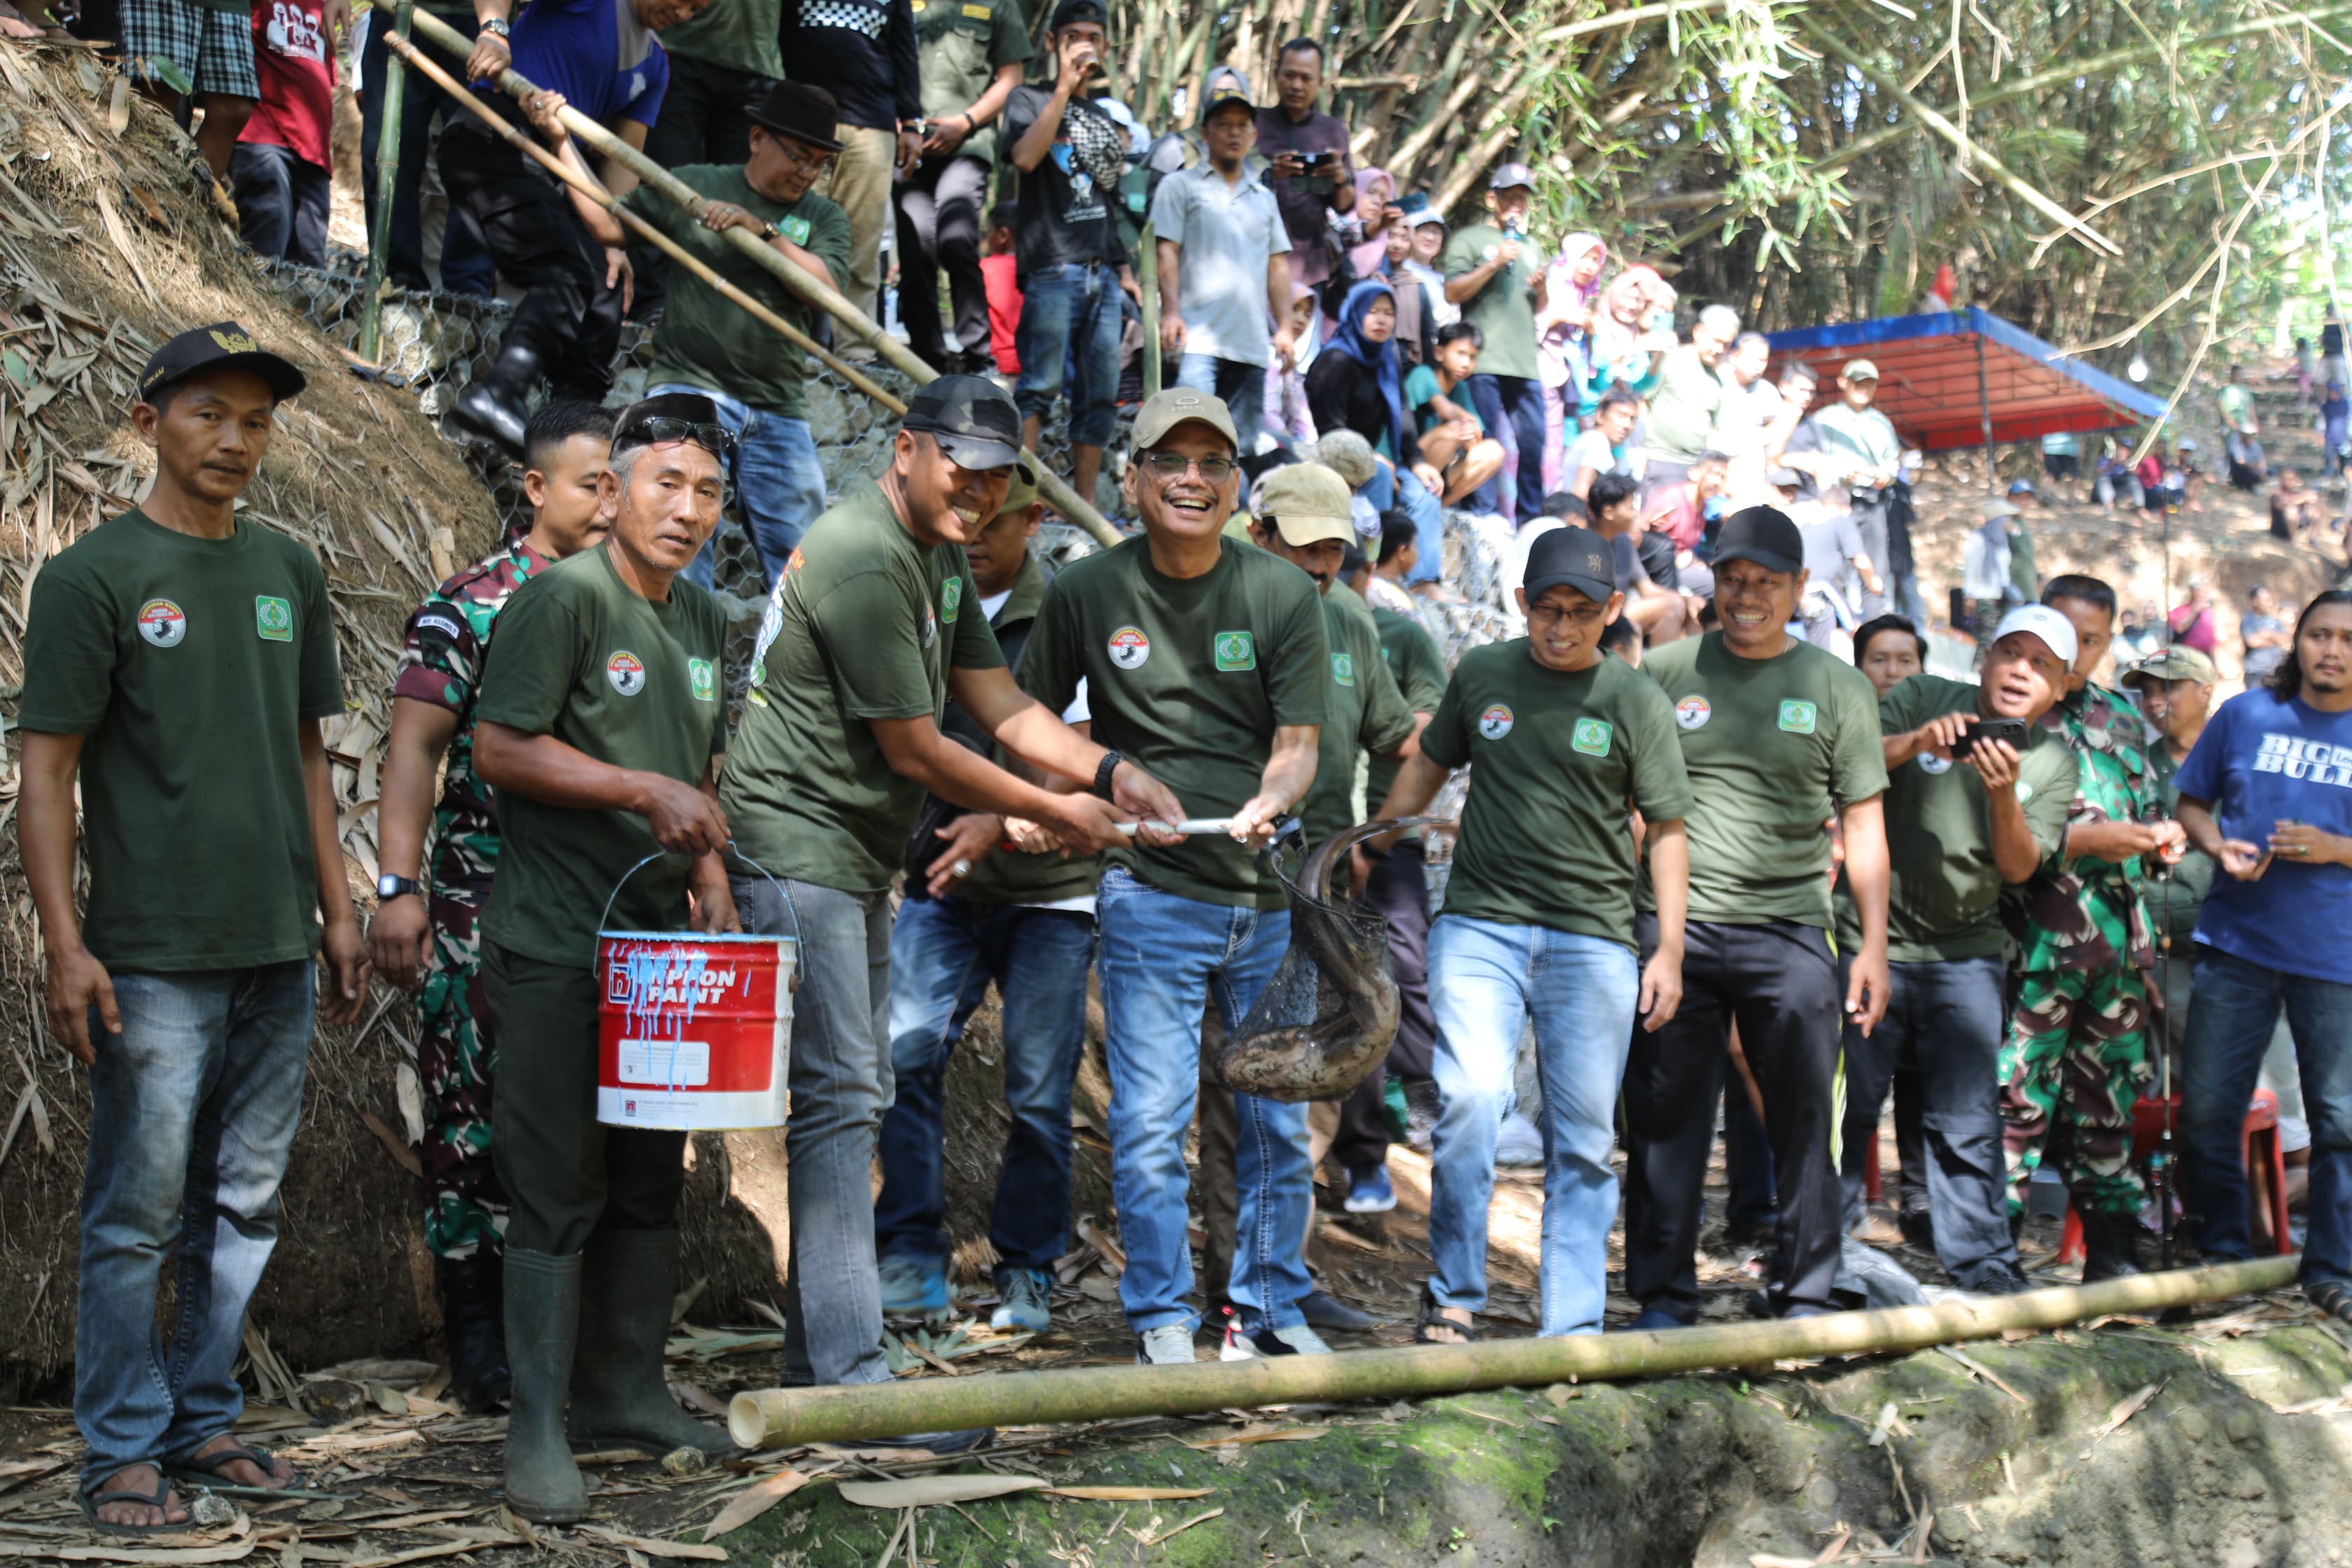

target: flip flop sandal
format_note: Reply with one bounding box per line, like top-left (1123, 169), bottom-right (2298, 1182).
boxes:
top-left (76, 1469), bottom-right (187, 1536)
top-left (162, 1441), bottom-right (301, 1493)
top-left (1413, 1283), bottom-right (1482, 1345)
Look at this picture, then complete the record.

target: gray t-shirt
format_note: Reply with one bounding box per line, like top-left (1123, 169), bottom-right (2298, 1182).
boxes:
top-left (1147, 164), bottom-right (1292, 368)
top-left (1798, 510), bottom-right (1864, 590)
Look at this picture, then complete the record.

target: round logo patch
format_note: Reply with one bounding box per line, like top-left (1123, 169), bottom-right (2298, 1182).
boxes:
top-left (1108, 626), bottom-right (1151, 670)
top-left (922, 602), bottom-right (938, 648)
top-left (1919, 753), bottom-right (1954, 775)
top-left (1478, 704), bottom-right (1515, 741)
top-left (606, 650), bottom-right (647, 696)
top-left (137, 598), bottom-right (186, 648)
top-left (1675, 694), bottom-right (1712, 730)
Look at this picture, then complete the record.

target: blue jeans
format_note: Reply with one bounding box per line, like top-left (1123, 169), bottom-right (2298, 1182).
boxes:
top-left (1360, 458), bottom-right (1446, 586)
top-left (651, 383), bottom-right (829, 592)
top-left (2183, 944), bottom-right (2352, 1283)
top-left (1014, 262), bottom-right (1122, 448)
top-left (1466, 373), bottom-right (1547, 523)
top-left (874, 895), bottom-right (1096, 1275)
top-left (1176, 353), bottom-right (1266, 456)
top-left (1094, 866), bottom-right (1305, 1332)
top-left (1426, 916), bottom-right (1637, 1336)
top-left (76, 962), bottom-right (316, 1490)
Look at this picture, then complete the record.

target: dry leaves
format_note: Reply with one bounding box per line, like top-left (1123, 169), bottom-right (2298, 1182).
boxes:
top-left (702, 1467), bottom-right (812, 1539)
top-left (1180, 1424), bottom-right (1325, 1450)
top-left (837, 1475), bottom-right (1046, 1508)
top-left (1042, 1485), bottom-right (1212, 1501)
top-left (2087, 1379), bottom-right (2166, 1441)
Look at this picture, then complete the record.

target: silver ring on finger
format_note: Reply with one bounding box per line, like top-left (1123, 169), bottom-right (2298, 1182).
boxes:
top-left (951, 859), bottom-right (972, 878)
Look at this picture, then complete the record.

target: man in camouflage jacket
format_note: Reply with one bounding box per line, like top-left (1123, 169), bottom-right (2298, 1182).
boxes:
top-left (370, 403), bottom-right (615, 1409)
top-left (2001, 577), bottom-right (2186, 1281)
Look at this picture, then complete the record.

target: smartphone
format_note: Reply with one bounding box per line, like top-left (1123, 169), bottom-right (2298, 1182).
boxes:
top-left (1296, 151), bottom-right (1334, 170)
top-left (1952, 717), bottom-right (2029, 758)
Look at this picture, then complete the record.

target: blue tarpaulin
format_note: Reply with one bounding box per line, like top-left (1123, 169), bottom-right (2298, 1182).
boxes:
top-left (1763, 306), bottom-right (2166, 452)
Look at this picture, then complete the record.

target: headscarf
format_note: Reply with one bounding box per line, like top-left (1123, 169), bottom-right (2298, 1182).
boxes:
top-left (1547, 232), bottom-right (1609, 310)
top-left (1325, 279), bottom-right (1408, 459)
top-left (1346, 167), bottom-right (1396, 280)
top-left (1536, 234), bottom-right (1610, 393)
top-left (1285, 281), bottom-right (1323, 374)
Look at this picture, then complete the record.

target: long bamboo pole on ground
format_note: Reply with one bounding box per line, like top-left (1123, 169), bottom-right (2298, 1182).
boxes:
top-left (405, 8), bottom-right (1121, 547)
top-left (729, 1255), bottom-right (2299, 1448)
top-left (384, 32), bottom-right (909, 416)
top-left (358, 0), bottom-right (413, 363)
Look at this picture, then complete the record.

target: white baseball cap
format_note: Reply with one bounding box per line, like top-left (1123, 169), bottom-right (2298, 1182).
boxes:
top-left (1990, 603), bottom-right (2078, 667)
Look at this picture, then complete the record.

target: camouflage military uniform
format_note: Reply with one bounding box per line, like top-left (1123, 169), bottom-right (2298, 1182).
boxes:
top-left (392, 540), bottom-right (550, 1261)
top-left (1999, 682), bottom-right (2156, 1217)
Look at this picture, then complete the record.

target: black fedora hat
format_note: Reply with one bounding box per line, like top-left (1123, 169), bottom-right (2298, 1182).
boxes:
top-left (750, 80), bottom-right (843, 153)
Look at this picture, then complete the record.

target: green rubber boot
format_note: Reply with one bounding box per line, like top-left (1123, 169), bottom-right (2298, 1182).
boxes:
top-left (569, 1229), bottom-right (735, 1455)
top-left (502, 1249), bottom-right (589, 1522)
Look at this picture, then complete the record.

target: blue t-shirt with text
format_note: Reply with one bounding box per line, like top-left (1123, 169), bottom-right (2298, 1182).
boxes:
top-left (501, 0), bottom-right (668, 127)
top-left (2172, 685), bottom-right (2352, 983)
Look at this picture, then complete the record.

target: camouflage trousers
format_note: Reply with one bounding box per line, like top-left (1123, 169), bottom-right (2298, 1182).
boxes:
top-left (1998, 965), bottom-right (2153, 1217)
top-left (418, 892), bottom-right (510, 1260)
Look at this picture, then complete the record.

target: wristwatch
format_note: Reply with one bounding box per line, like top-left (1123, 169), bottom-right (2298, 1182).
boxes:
top-left (477, 15), bottom-right (510, 35)
top-left (377, 874), bottom-right (421, 901)
top-left (1091, 750), bottom-right (1124, 800)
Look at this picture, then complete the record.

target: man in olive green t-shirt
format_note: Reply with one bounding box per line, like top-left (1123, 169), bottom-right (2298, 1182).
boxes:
top-left (899, 0), bottom-right (1031, 372)
top-left (1378, 525), bottom-right (1693, 1340)
top-left (1439, 164), bottom-right (1544, 522)
top-left (568, 81), bottom-right (853, 592)
top-left (20, 326), bottom-right (365, 1531)
top-left (1841, 606), bottom-right (2081, 1296)
top-left (1621, 506), bottom-right (1892, 1326)
top-left (470, 395), bottom-right (741, 1520)
top-left (1020, 388), bottom-right (1330, 1366)
top-left (720, 379), bottom-right (1166, 1420)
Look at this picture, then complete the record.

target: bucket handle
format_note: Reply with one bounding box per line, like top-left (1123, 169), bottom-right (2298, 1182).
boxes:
top-left (591, 841), bottom-right (796, 969)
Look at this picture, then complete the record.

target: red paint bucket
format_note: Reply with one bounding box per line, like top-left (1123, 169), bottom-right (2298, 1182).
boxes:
top-left (596, 932), bottom-right (797, 1130)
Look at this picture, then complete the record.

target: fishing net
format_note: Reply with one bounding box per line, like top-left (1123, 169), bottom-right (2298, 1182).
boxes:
top-left (1214, 830), bottom-right (1400, 1103)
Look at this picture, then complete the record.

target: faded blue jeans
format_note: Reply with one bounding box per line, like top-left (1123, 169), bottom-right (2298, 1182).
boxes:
top-left (1093, 866), bottom-right (1306, 1333)
top-left (1013, 261), bottom-right (1123, 448)
top-left (874, 894), bottom-right (1095, 1275)
top-left (1426, 916), bottom-right (1637, 1336)
top-left (76, 962), bottom-right (315, 1491)
top-left (651, 382), bottom-right (829, 593)
top-left (1360, 457), bottom-right (1446, 586)
top-left (1175, 353), bottom-right (1267, 456)
top-left (2182, 943), bottom-right (2352, 1284)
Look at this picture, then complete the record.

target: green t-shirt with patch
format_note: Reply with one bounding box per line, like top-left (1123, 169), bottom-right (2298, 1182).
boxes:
top-left (475, 545), bottom-right (730, 967)
top-left (1438, 222), bottom-right (1539, 380)
top-left (622, 167), bottom-right (852, 420)
top-left (723, 482), bottom-right (1004, 892)
top-left (20, 510), bottom-right (344, 972)
top-left (1299, 589), bottom-right (1416, 842)
top-left (1877, 674), bottom-right (2078, 961)
top-left (911, 0), bottom-right (1032, 168)
top-left (1424, 642), bottom-right (1693, 948)
top-left (1019, 535), bottom-right (1328, 910)
top-left (1369, 604), bottom-right (1446, 808)
top-left (1639, 632), bottom-right (1890, 927)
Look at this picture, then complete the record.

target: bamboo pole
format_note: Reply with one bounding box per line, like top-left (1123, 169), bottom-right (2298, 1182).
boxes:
top-left (1138, 219), bottom-right (1161, 398)
top-left (729, 1255), bottom-right (2299, 1449)
top-left (358, 0), bottom-right (413, 363)
top-left (384, 31), bottom-right (909, 415)
top-left (405, 8), bottom-right (1121, 547)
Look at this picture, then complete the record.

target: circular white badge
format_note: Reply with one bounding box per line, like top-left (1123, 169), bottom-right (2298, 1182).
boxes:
top-left (138, 598), bottom-right (187, 648)
top-left (606, 650), bottom-right (646, 696)
top-left (1919, 753), bottom-right (1954, 775)
top-left (1478, 704), bottom-right (1515, 741)
top-left (1675, 695), bottom-right (1712, 731)
top-left (1108, 626), bottom-right (1151, 670)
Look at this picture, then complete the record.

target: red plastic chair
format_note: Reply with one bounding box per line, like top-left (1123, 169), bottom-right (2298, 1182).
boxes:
top-left (2055, 1088), bottom-right (2288, 1264)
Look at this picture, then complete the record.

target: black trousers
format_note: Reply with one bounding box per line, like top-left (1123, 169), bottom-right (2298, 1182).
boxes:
top-left (482, 942), bottom-right (687, 1257)
top-left (438, 122), bottom-right (622, 398)
top-left (1361, 839), bottom-right (1435, 1080)
top-left (228, 143), bottom-right (329, 267)
top-left (358, 16), bottom-right (493, 295)
top-left (1623, 915), bottom-right (1844, 1318)
top-left (894, 153), bottom-right (993, 370)
top-left (630, 57), bottom-right (775, 321)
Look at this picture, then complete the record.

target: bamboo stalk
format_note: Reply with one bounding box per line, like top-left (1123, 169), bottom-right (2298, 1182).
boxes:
top-left (384, 31), bottom-right (908, 414)
top-left (405, 7), bottom-right (1121, 547)
top-left (729, 1256), bottom-right (2300, 1449)
top-left (358, 0), bottom-right (413, 363)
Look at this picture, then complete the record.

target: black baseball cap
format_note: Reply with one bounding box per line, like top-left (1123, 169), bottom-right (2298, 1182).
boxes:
top-left (903, 374), bottom-right (1023, 470)
top-left (612, 391), bottom-right (735, 458)
top-left (749, 80), bottom-right (842, 153)
top-left (1049, 0), bottom-right (1105, 29)
top-left (1711, 505), bottom-right (1805, 575)
top-left (138, 321), bottom-right (306, 405)
top-left (1522, 525), bottom-right (1616, 606)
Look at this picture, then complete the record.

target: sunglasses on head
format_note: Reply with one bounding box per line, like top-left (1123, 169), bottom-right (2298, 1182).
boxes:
top-left (615, 417), bottom-right (738, 458)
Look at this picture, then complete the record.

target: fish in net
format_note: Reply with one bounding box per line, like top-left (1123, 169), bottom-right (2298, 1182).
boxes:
top-left (1214, 818), bottom-right (1443, 1102)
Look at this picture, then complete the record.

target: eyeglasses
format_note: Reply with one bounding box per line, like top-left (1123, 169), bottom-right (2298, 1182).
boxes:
top-left (615, 417), bottom-right (738, 458)
top-left (772, 140), bottom-right (835, 174)
top-left (1141, 449), bottom-right (1238, 484)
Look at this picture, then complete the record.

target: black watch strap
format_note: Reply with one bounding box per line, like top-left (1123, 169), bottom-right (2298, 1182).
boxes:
top-left (1091, 750), bottom-right (1123, 800)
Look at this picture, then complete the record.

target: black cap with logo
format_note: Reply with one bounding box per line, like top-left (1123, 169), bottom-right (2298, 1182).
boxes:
top-left (137, 321), bottom-right (307, 405)
top-left (903, 374), bottom-right (1023, 470)
top-left (1711, 505), bottom-right (1805, 575)
top-left (1522, 525), bottom-right (1616, 605)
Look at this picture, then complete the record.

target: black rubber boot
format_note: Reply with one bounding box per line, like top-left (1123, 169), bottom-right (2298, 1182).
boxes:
top-left (569, 1229), bottom-right (734, 1455)
top-left (2080, 1214), bottom-right (2146, 1283)
top-left (435, 1252), bottom-right (511, 1414)
top-left (449, 342), bottom-right (539, 456)
top-left (501, 1249), bottom-right (588, 1522)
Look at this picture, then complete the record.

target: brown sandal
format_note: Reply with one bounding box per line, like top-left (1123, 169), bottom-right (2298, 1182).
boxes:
top-left (1413, 1284), bottom-right (1482, 1345)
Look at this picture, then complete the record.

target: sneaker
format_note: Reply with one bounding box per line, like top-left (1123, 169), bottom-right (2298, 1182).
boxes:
top-left (877, 1254), bottom-right (949, 1320)
top-left (1220, 1315), bottom-right (1332, 1360)
top-left (1299, 1289), bottom-right (1375, 1332)
top-left (1494, 1112), bottom-right (1544, 1168)
top-left (1345, 1164), bottom-right (1398, 1214)
top-left (1135, 1324), bottom-right (1197, 1366)
top-left (990, 1268), bottom-right (1052, 1335)
top-left (1963, 1266), bottom-right (2032, 1296)
top-left (1625, 1305), bottom-right (1694, 1331)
